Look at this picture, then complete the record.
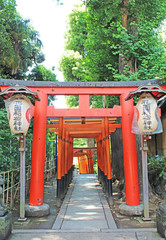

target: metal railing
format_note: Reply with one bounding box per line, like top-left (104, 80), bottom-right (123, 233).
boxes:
top-left (0, 158), bottom-right (56, 207)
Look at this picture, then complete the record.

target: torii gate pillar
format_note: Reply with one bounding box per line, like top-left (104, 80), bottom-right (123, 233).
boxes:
top-left (120, 94), bottom-right (143, 215)
top-left (25, 91), bottom-right (50, 217)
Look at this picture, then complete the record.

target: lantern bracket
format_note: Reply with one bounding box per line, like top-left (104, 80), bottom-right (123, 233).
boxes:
top-left (0, 85), bottom-right (40, 101)
top-left (125, 84), bottom-right (166, 101)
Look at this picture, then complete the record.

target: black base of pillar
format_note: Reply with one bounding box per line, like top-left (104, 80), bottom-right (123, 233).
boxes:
top-left (107, 179), bottom-right (112, 196)
top-left (107, 179), bottom-right (113, 206)
top-left (64, 174), bottom-right (67, 194)
top-left (56, 179), bottom-right (61, 207)
top-left (61, 176), bottom-right (65, 199)
top-left (104, 175), bottom-right (108, 196)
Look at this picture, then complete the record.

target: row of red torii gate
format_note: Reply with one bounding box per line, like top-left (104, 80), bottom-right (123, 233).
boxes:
top-left (0, 78), bottom-right (164, 211)
top-left (74, 148), bottom-right (96, 174)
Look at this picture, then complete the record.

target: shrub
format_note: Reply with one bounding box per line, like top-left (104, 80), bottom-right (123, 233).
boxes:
top-left (148, 155), bottom-right (166, 196)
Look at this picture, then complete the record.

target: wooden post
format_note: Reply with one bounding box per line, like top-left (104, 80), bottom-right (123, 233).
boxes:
top-left (89, 150), bottom-right (94, 174)
top-left (69, 136), bottom-right (73, 182)
top-left (97, 136), bottom-right (101, 182)
top-left (29, 92), bottom-right (48, 206)
top-left (98, 133), bottom-right (104, 186)
top-left (64, 131), bottom-right (69, 193)
top-left (61, 128), bottom-right (65, 198)
top-left (120, 94), bottom-right (140, 206)
top-left (104, 117), bottom-right (113, 205)
top-left (101, 123), bottom-right (108, 194)
top-left (56, 117), bottom-right (63, 207)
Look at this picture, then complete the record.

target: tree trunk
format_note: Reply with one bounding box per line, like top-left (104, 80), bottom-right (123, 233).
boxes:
top-left (119, 0), bottom-right (129, 74)
top-left (121, 0), bottom-right (129, 29)
top-left (87, 138), bottom-right (95, 148)
top-left (119, 0), bottom-right (139, 75)
top-left (119, 55), bottom-right (126, 74)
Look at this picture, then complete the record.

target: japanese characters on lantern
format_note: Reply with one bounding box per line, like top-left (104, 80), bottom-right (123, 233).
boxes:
top-left (13, 101), bottom-right (22, 132)
top-left (5, 94), bottom-right (33, 135)
top-left (132, 93), bottom-right (162, 135)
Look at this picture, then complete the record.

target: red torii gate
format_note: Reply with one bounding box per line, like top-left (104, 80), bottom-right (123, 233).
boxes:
top-left (0, 79), bottom-right (163, 215)
top-left (74, 148), bottom-right (96, 174)
top-left (48, 116), bottom-right (121, 205)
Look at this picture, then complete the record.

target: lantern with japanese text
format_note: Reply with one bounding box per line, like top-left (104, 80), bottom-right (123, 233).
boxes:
top-left (5, 94), bottom-right (33, 135)
top-left (0, 86), bottom-right (39, 221)
top-left (132, 93), bottom-right (162, 135)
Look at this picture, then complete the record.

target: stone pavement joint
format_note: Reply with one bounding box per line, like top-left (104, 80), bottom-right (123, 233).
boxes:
top-left (52, 178), bottom-right (76, 229)
top-left (8, 230), bottom-right (164, 240)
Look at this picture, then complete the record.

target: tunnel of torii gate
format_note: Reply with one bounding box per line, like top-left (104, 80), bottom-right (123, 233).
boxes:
top-left (0, 78), bottom-right (165, 210)
top-left (48, 116), bottom-right (121, 203)
top-left (73, 147), bottom-right (97, 174)
top-left (48, 115), bottom-right (122, 206)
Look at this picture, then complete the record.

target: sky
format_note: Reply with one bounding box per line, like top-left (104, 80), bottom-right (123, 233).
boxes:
top-left (16, 0), bottom-right (78, 81)
top-left (16, 0), bottom-right (79, 107)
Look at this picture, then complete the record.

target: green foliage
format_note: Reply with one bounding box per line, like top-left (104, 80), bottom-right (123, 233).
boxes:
top-left (93, 161), bottom-right (98, 174)
top-left (148, 155), bottom-right (166, 192)
top-left (66, 8), bottom-right (87, 55)
top-left (46, 131), bottom-right (57, 161)
top-left (0, 0), bottom-right (45, 79)
top-left (60, 0), bottom-right (166, 85)
top-left (0, 1), bottom-right (57, 174)
top-left (90, 95), bottom-right (120, 108)
top-left (59, 0), bottom-right (166, 157)
top-left (74, 138), bottom-right (87, 148)
top-left (28, 65), bottom-right (57, 81)
top-left (0, 109), bottom-right (56, 174)
top-left (0, 1), bottom-right (57, 173)
top-left (66, 95), bottom-right (79, 108)
top-left (90, 96), bottom-right (104, 108)
top-left (111, 20), bottom-right (166, 80)
top-left (0, 108), bottom-right (33, 172)
top-left (60, 50), bottom-right (85, 82)
top-left (148, 155), bottom-right (166, 178)
top-left (27, 64), bottom-right (57, 105)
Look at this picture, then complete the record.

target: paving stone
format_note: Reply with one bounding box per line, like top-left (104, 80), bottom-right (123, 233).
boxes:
top-left (53, 174), bottom-right (117, 230)
top-left (9, 175), bottom-right (165, 240)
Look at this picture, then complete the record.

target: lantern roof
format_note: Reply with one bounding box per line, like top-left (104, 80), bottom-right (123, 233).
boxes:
top-left (0, 85), bottom-right (40, 101)
top-left (125, 84), bottom-right (166, 101)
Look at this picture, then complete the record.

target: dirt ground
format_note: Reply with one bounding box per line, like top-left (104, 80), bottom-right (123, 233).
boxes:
top-left (12, 177), bottom-right (58, 230)
top-left (111, 180), bottom-right (163, 229)
top-left (11, 175), bottom-right (163, 230)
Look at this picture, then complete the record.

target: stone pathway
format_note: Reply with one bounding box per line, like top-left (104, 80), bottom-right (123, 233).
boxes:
top-left (52, 174), bottom-right (117, 231)
top-left (8, 174), bottom-right (164, 240)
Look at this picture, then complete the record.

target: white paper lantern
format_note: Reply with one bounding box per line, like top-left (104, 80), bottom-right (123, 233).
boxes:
top-left (5, 94), bottom-right (32, 135)
top-left (136, 93), bottom-right (158, 133)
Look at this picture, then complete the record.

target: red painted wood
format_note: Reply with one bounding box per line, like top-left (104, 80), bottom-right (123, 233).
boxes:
top-left (47, 105), bottom-right (122, 117)
top-left (121, 94), bottom-right (140, 206)
top-left (29, 92), bottom-right (48, 206)
top-left (78, 155), bottom-right (89, 174)
top-left (102, 125), bottom-right (107, 176)
top-left (27, 86), bottom-right (137, 95)
top-left (104, 117), bottom-right (112, 180)
top-left (57, 117), bottom-right (63, 180)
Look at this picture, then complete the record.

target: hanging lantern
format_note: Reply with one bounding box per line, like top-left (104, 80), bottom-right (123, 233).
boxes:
top-left (136, 93), bottom-right (158, 133)
top-left (132, 93), bottom-right (162, 135)
top-left (5, 94), bottom-right (33, 135)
